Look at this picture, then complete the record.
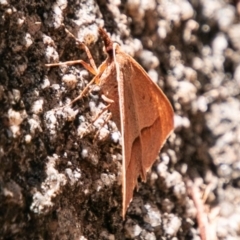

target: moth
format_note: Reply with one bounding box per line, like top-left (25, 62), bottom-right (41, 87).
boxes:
top-left (46, 27), bottom-right (174, 218)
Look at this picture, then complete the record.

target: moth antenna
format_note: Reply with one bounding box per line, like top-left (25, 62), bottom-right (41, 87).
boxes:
top-left (65, 28), bottom-right (84, 47)
top-left (98, 27), bottom-right (113, 56)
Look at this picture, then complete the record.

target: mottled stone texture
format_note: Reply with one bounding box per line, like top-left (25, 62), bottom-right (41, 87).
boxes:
top-left (1, 0), bottom-right (240, 239)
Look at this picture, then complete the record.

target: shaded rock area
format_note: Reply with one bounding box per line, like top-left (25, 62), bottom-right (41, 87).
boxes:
top-left (1, 0), bottom-right (240, 239)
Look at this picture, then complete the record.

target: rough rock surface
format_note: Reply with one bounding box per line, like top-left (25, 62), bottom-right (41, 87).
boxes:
top-left (1, 0), bottom-right (240, 239)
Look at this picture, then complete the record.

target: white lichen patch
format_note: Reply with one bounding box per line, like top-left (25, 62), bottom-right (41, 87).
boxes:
top-left (31, 99), bottom-right (44, 114)
top-left (124, 219), bottom-right (142, 238)
top-left (30, 155), bottom-right (67, 214)
top-left (7, 108), bottom-right (27, 138)
top-left (144, 203), bottom-right (162, 227)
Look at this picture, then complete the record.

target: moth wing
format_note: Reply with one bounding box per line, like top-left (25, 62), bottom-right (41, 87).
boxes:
top-left (114, 46), bottom-right (174, 218)
top-left (127, 55), bottom-right (174, 176)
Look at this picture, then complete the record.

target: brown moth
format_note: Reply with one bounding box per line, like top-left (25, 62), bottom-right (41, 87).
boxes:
top-left (97, 28), bottom-right (174, 218)
top-left (46, 27), bottom-right (174, 218)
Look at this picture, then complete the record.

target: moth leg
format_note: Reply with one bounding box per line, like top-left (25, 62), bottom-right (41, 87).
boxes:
top-left (45, 61), bottom-right (107, 107)
top-left (91, 94), bottom-right (114, 123)
top-left (46, 60), bottom-right (97, 76)
top-left (45, 28), bottom-right (109, 117)
top-left (93, 112), bottom-right (112, 142)
top-left (45, 53), bottom-right (98, 105)
top-left (45, 29), bottom-right (98, 75)
top-left (92, 103), bottom-right (111, 123)
top-left (64, 28), bottom-right (98, 73)
top-left (70, 74), bottom-right (99, 105)
top-left (81, 104), bottom-right (110, 140)
top-left (91, 93), bottom-right (115, 140)
top-left (45, 28), bottom-right (108, 105)
top-left (69, 61), bottom-right (109, 104)
top-left (101, 94), bottom-right (115, 104)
